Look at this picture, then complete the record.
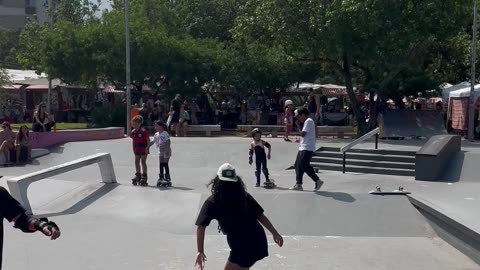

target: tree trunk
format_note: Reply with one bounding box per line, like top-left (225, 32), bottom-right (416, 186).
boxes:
top-left (367, 91), bottom-right (378, 131)
top-left (342, 51), bottom-right (366, 137)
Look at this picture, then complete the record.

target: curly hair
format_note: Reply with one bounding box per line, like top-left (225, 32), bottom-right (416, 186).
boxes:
top-left (207, 176), bottom-right (248, 234)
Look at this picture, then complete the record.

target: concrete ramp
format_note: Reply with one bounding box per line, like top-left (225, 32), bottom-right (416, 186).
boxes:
top-left (3, 178), bottom-right (480, 270)
top-left (380, 110), bottom-right (447, 138)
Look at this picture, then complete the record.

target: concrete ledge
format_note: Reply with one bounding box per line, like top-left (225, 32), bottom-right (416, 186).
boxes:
top-left (237, 125), bottom-right (354, 138)
top-left (408, 195), bottom-right (480, 265)
top-left (29, 127), bottom-right (125, 148)
top-left (7, 153), bottom-right (117, 215)
top-left (187, 125), bottom-right (221, 137)
top-left (415, 135), bottom-right (461, 181)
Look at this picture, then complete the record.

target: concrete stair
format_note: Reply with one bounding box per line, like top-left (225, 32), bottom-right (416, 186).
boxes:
top-left (312, 147), bottom-right (416, 176)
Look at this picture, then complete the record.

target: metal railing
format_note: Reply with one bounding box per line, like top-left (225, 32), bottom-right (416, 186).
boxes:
top-left (340, 128), bottom-right (380, 173)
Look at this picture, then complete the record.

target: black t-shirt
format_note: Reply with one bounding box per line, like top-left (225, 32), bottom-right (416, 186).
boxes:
top-left (171, 99), bottom-right (181, 115)
top-left (0, 186), bottom-right (26, 269)
top-left (196, 193), bottom-right (267, 256)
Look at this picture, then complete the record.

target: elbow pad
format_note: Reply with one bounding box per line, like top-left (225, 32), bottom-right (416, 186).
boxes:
top-left (249, 149), bottom-right (253, 156)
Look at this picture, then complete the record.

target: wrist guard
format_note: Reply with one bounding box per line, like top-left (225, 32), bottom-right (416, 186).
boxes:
top-left (33, 218), bottom-right (60, 235)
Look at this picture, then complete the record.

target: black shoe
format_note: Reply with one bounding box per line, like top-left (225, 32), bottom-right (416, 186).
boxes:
top-left (255, 182), bottom-right (261, 187)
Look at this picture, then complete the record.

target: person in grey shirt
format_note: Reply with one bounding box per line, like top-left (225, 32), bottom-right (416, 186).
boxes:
top-left (290, 108), bottom-right (324, 191)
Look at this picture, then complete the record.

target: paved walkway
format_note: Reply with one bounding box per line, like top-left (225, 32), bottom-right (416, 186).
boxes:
top-left (1, 137), bottom-right (479, 269)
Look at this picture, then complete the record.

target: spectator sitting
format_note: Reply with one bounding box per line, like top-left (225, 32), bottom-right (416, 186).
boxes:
top-left (32, 103), bottom-right (56, 132)
top-left (0, 122), bottom-right (16, 163)
top-left (15, 125), bottom-right (32, 163)
top-left (179, 100), bottom-right (191, 136)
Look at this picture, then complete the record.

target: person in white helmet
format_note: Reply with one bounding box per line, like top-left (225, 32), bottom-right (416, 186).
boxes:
top-left (283, 100), bottom-right (294, 142)
top-left (195, 163), bottom-right (283, 270)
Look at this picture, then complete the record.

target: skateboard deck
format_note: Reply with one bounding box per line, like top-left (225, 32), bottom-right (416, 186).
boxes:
top-left (369, 186), bottom-right (410, 195)
top-left (166, 113), bottom-right (173, 127)
top-left (369, 191), bottom-right (411, 195)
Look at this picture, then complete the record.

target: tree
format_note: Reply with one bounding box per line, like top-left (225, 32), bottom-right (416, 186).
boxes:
top-left (234, 0), bottom-right (473, 135)
top-left (0, 28), bottom-right (21, 68)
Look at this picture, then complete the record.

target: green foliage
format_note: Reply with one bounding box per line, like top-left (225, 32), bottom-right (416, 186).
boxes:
top-left (0, 28), bottom-right (21, 68)
top-left (91, 103), bottom-right (127, 128)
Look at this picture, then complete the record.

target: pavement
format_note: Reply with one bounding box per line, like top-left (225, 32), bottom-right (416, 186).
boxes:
top-left (1, 136), bottom-right (480, 269)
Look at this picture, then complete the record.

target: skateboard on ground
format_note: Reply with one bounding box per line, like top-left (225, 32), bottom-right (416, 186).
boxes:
top-left (369, 186), bottom-right (411, 195)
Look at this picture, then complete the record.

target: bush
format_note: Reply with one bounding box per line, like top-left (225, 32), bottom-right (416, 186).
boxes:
top-left (91, 104), bottom-right (127, 128)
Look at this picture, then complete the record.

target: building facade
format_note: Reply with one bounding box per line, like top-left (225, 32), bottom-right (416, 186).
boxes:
top-left (0, 0), bottom-right (26, 30)
top-left (0, 0), bottom-right (56, 30)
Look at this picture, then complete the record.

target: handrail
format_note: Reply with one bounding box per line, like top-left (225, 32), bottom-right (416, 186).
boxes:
top-left (341, 128), bottom-right (380, 174)
top-left (340, 128), bottom-right (380, 153)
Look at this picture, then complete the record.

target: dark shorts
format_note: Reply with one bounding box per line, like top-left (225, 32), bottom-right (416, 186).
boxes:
top-left (229, 251), bottom-right (267, 268)
top-left (133, 149), bottom-right (147, 156)
top-left (171, 114), bottom-right (180, 124)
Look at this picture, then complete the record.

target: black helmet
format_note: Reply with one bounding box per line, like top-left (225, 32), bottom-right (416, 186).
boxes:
top-left (252, 128), bottom-right (262, 137)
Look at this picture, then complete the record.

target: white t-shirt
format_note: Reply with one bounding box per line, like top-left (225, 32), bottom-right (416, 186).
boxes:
top-left (299, 118), bottom-right (316, 151)
top-left (153, 131), bottom-right (170, 154)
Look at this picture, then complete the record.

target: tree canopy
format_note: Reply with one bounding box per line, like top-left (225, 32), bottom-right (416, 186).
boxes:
top-left (12, 0), bottom-right (480, 134)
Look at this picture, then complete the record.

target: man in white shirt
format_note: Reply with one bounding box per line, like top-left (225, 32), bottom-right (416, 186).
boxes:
top-left (290, 108), bottom-right (323, 191)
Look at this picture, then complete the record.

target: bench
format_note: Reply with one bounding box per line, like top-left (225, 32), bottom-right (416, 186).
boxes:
top-left (7, 153), bottom-right (117, 215)
top-left (187, 125), bottom-right (221, 136)
top-left (237, 125), bottom-right (355, 138)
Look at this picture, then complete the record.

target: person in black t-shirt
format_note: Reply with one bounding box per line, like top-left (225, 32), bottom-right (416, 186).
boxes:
top-left (195, 163), bottom-right (283, 270)
top-left (0, 186), bottom-right (61, 269)
top-left (169, 94), bottom-right (182, 136)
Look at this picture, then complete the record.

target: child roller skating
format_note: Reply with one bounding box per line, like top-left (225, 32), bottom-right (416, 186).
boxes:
top-left (149, 120), bottom-right (172, 188)
top-left (249, 128), bottom-right (274, 188)
top-left (130, 115), bottom-right (150, 186)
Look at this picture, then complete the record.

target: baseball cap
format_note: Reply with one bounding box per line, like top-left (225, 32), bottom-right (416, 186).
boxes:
top-left (285, 100), bottom-right (293, 106)
top-left (217, 163), bottom-right (238, 182)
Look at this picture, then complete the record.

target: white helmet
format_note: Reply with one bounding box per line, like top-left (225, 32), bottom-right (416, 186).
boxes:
top-left (285, 100), bottom-right (293, 106)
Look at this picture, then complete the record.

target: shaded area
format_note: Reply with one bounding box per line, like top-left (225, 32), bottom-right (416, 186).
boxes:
top-left (36, 183), bottom-right (119, 218)
top-left (380, 110), bottom-right (447, 138)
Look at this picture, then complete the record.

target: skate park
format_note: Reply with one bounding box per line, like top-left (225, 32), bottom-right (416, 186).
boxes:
top-left (1, 127), bottom-right (480, 269)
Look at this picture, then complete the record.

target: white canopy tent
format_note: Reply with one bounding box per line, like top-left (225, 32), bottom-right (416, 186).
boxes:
top-left (449, 84), bottom-right (480, 100)
top-left (443, 82), bottom-right (470, 104)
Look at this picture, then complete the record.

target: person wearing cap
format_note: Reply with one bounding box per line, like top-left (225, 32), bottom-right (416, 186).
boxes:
top-left (169, 94), bottom-right (182, 136)
top-left (283, 100), bottom-right (294, 142)
top-left (0, 122), bottom-right (15, 163)
top-left (290, 108), bottom-right (324, 191)
top-left (195, 163), bottom-right (283, 270)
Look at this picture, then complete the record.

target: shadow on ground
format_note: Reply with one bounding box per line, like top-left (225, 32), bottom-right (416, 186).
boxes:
top-left (315, 191), bottom-right (356, 203)
top-left (37, 183), bottom-right (119, 218)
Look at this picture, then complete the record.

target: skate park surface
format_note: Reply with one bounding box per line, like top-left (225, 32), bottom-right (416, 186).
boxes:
top-left (1, 137), bottom-right (480, 270)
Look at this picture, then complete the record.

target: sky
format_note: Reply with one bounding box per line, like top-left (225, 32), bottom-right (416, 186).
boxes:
top-left (96, 0), bottom-right (112, 11)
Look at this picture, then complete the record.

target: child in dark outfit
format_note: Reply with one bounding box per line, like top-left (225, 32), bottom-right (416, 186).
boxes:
top-left (248, 128), bottom-right (272, 187)
top-left (195, 163), bottom-right (283, 270)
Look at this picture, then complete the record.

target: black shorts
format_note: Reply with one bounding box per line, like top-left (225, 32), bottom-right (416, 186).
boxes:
top-left (229, 251), bottom-right (267, 268)
top-left (171, 114), bottom-right (180, 124)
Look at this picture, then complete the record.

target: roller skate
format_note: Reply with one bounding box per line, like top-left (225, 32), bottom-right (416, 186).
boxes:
top-left (163, 174), bottom-right (172, 187)
top-left (263, 179), bottom-right (275, 189)
top-left (156, 174), bottom-right (164, 187)
top-left (139, 173), bottom-right (148, 186)
top-left (132, 173), bottom-right (141, 186)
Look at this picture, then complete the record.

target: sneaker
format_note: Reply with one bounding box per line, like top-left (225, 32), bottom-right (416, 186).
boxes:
top-left (289, 184), bottom-right (303, 191)
top-left (314, 180), bottom-right (324, 191)
top-left (255, 182), bottom-right (261, 187)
